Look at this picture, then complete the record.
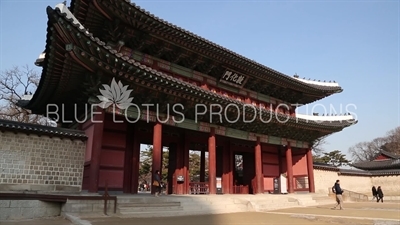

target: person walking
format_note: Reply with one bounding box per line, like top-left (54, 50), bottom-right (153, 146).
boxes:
top-left (372, 186), bottom-right (378, 201)
top-left (153, 170), bottom-right (161, 197)
top-left (331, 180), bottom-right (344, 210)
top-left (377, 186), bottom-right (384, 203)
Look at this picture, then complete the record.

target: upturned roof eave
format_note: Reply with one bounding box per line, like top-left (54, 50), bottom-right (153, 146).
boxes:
top-left (19, 8), bottom-right (60, 112)
top-left (53, 5), bottom-right (357, 132)
top-left (24, 5), bottom-right (356, 139)
top-left (72, 0), bottom-right (344, 96)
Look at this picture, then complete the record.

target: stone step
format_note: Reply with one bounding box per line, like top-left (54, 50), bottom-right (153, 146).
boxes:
top-left (252, 200), bottom-right (294, 204)
top-left (181, 204), bottom-right (249, 211)
top-left (118, 208), bottom-right (245, 218)
top-left (118, 206), bottom-right (183, 213)
top-left (180, 201), bottom-right (236, 206)
top-left (118, 202), bottom-right (181, 207)
top-left (117, 198), bottom-right (175, 204)
top-left (257, 202), bottom-right (299, 209)
top-left (119, 210), bottom-right (184, 217)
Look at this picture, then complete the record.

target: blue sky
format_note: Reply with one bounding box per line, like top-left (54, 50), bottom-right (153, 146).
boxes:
top-left (0, 0), bottom-right (399, 159)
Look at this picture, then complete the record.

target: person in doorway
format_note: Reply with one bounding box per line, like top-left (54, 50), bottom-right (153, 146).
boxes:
top-left (372, 186), bottom-right (378, 201)
top-left (377, 186), bottom-right (384, 203)
top-left (331, 180), bottom-right (344, 210)
top-left (153, 170), bottom-right (161, 197)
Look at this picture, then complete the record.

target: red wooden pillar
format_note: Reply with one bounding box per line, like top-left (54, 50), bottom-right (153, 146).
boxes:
top-left (208, 127), bottom-right (216, 194)
top-left (168, 143), bottom-right (177, 195)
top-left (200, 149), bottom-right (206, 182)
top-left (88, 108), bottom-right (105, 193)
top-left (123, 123), bottom-right (133, 193)
top-left (183, 137), bottom-right (190, 194)
top-left (131, 130), bottom-right (141, 194)
top-left (286, 143), bottom-right (294, 193)
top-left (174, 139), bottom-right (184, 194)
top-left (229, 142), bottom-right (234, 194)
top-left (306, 148), bottom-right (315, 193)
top-left (151, 122), bottom-right (162, 194)
top-left (254, 137), bottom-right (263, 194)
top-left (222, 143), bottom-right (231, 194)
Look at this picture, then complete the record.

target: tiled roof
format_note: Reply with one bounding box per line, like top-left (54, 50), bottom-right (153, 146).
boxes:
top-left (45, 5), bottom-right (356, 131)
top-left (71, 0), bottom-right (343, 95)
top-left (351, 149), bottom-right (400, 170)
top-left (373, 148), bottom-right (400, 160)
top-left (0, 119), bottom-right (87, 140)
top-left (368, 169), bottom-right (400, 176)
top-left (351, 158), bottom-right (400, 170)
top-left (313, 162), bottom-right (400, 176)
top-left (313, 162), bottom-right (340, 171)
top-left (339, 168), bottom-right (400, 176)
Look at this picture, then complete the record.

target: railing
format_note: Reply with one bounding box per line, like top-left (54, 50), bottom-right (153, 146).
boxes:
top-left (189, 182), bottom-right (209, 194)
top-left (343, 189), bottom-right (369, 201)
top-left (293, 175), bottom-right (309, 191)
top-left (328, 187), bottom-right (369, 202)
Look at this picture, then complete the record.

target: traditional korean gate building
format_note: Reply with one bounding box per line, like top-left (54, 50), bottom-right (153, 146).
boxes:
top-left (19, 1), bottom-right (357, 195)
top-left (351, 149), bottom-right (400, 173)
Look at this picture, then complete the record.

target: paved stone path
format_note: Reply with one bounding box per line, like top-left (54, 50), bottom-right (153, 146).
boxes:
top-left (0, 217), bottom-right (72, 225)
top-left (86, 212), bottom-right (375, 225)
top-left (1, 202), bottom-right (399, 225)
top-left (269, 202), bottom-right (400, 220)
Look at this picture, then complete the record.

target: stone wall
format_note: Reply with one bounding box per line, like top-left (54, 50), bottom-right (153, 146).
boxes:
top-left (0, 200), bottom-right (61, 220)
top-left (61, 199), bottom-right (115, 215)
top-left (0, 131), bottom-right (86, 192)
top-left (314, 169), bottom-right (400, 196)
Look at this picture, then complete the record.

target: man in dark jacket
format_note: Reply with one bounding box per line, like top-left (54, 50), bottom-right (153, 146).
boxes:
top-left (332, 180), bottom-right (344, 210)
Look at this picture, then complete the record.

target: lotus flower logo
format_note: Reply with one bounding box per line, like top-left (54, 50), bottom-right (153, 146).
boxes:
top-left (97, 78), bottom-right (133, 109)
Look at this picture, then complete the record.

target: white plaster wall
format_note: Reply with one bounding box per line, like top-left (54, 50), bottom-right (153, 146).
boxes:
top-left (314, 169), bottom-right (400, 196)
top-left (314, 169), bottom-right (340, 194)
top-left (371, 176), bottom-right (400, 196)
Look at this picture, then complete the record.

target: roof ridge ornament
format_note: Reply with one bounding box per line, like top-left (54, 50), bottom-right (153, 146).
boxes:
top-left (292, 76), bottom-right (340, 87)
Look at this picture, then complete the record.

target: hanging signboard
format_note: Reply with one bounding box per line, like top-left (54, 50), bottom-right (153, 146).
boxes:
top-left (219, 70), bottom-right (247, 87)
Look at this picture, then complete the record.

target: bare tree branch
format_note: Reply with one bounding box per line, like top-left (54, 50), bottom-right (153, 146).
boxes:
top-left (384, 127), bottom-right (400, 155)
top-left (0, 65), bottom-right (53, 126)
top-left (348, 127), bottom-right (400, 162)
top-left (311, 137), bottom-right (327, 155)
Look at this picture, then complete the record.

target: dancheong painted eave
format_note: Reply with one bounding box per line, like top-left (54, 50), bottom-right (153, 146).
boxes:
top-left (19, 4), bottom-right (357, 143)
top-left (68, 0), bottom-right (344, 104)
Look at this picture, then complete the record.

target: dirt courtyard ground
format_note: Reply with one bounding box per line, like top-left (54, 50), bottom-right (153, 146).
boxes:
top-left (1, 202), bottom-right (399, 225)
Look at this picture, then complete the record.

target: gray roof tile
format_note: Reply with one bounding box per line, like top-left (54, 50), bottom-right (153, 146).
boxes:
top-left (0, 119), bottom-right (87, 140)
